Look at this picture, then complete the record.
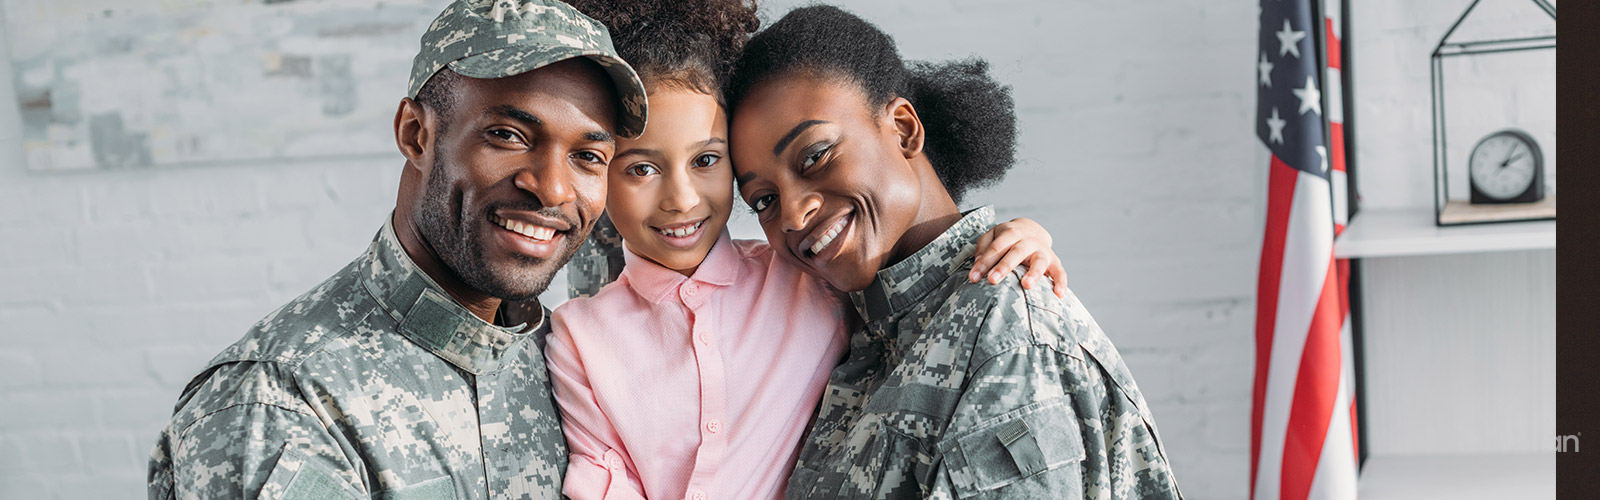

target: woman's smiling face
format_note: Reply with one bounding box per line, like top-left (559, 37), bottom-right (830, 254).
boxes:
top-left (730, 74), bottom-right (927, 292)
top-left (605, 87), bottom-right (734, 276)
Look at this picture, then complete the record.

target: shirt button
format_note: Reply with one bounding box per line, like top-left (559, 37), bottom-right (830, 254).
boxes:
top-left (705, 419), bottom-right (722, 434)
top-left (691, 491), bottom-right (707, 500)
top-left (607, 456), bottom-right (623, 470)
top-left (685, 284), bottom-right (698, 296)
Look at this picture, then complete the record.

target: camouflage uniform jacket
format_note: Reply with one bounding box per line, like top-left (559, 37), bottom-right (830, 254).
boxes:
top-left (148, 218), bottom-right (567, 500)
top-left (565, 213), bottom-right (624, 299)
top-left (786, 206), bottom-right (1182, 500)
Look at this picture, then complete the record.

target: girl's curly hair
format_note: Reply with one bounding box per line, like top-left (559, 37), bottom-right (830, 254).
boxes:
top-left (567, 0), bottom-right (760, 99)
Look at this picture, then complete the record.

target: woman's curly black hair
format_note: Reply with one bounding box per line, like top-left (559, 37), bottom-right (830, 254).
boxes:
top-left (566, 0), bottom-right (759, 99)
top-left (726, 5), bottom-right (1017, 203)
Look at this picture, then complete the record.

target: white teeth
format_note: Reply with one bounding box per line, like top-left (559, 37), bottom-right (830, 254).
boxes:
top-left (658, 220), bottom-right (704, 238)
top-left (809, 216), bottom-right (848, 255)
top-left (492, 214), bottom-right (556, 241)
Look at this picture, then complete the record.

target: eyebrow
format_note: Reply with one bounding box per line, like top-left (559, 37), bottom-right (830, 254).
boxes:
top-left (490, 105), bottom-right (540, 128)
top-left (735, 171), bottom-right (758, 190)
top-left (488, 105), bottom-right (615, 145)
top-left (772, 120), bottom-right (829, 156)
top-left (616, 137), bottom-right (725, 159)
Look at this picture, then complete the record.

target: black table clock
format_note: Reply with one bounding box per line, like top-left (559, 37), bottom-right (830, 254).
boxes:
top-left (1467, 129), bottom-right (1543, 204)
top-left (1428, 0), bottom-right (1556, 226)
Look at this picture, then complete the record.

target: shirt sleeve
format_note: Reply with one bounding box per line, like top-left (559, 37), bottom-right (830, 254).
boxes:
top-left (566, 213), bottom-right (627, 300)
top-left (149, 365), bottom-right (365, 500)
top-left (926, 309), bottom-right (1181, 499)
top-left (544, 316), bottom-right (648, 500)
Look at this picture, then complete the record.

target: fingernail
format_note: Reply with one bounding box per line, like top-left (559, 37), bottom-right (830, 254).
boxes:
top-left (969, 271), bottom-right (981, 281)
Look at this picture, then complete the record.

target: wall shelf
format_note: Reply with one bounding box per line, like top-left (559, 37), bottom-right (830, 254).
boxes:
top-left (1358, 453), bottom-right (1553, 499)
top-left (1333, 206), bottom-right (1555, 258)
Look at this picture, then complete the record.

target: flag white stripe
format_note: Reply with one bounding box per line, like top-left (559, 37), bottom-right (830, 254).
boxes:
top-left (1331, 170), bottom-right (1348, 228)
top-left (1254, 165), bottom-right (1335, 500)
top-left (1326, 68), bottom-right (1344, 124)
top-left (1307, 358), bottom-right (1358, 500)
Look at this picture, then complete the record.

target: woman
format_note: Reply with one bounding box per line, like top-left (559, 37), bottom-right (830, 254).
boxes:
top-left (725, 5), bottom-right (1182, 499)
top-left (547, 2), bottom-right (1072, 499)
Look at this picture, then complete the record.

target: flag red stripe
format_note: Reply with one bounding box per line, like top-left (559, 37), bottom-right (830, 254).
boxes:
top-left (1279, 257), bottom-right (1344, 500)
top-left (1350, 399), bottom-right (1360, 464)
top-left (1329, 123), bottom-right (1346, 173)
top-left (1250, 155), bottom-right (1300, 500)
top-left (1325, 19), bottom-right (1341, 70)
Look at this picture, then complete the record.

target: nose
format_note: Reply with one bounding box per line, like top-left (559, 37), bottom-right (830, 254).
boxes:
top-left (779, 190), bottom-right (822, 234)
top-left (659, 170), bottom-right (699, 213)
top-left (513, 150), bottom-right (577, 208)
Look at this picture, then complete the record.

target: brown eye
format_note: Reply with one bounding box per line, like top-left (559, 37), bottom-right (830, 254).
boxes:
top-left (750, 193), bottom-right (776, 213)
top-left (800, 145), bottom-right (830, 172)
top-left (694, 153), bottom-right (721, 168)
top-left (625, 164), bottom-right (660, 176)
top-left (489, 129), bottom-right (523, 143)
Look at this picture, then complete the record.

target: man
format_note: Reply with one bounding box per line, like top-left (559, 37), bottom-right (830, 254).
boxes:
top-left (146, 0), bottom-right (646, 498)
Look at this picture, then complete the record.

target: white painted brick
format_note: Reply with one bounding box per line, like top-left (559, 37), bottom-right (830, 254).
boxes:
top-left (160, 215), bottom-right (307, 260)
top-left (1203, 402), bottom-right (1252, 454)
top-left (74, 222), bottom-right (166, 264)
top-left (62, 264), bottom-right (152, 306)
top-left (4, 433), bottom-right (83, 473)
top-left (148, 258), bottom-right (271, 303)
top-left (12, 180), bottom-right (88, 226)
top-left (79, 433), bottom-right (140, 476)
top-left (144, 345), bottom-right (217, 388)
top-left (148, 175), bottom-right (265, 220)
top-left (35, 344), bottom-right (152, 388)
top-left (0, 475), bottom-right (52, 499)
top-left (82, 181), bottom-right (155, 225)
top-left (0, 225), bottom-right (75, 266)
top-left (0, 351), bottom-right (44, 389)
top-left (56, 473), bottom-right (145, 499)
top-left (97, 388), bottom-right (181, 433)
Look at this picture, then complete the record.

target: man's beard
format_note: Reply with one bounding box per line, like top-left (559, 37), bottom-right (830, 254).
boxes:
top-left (413, 156), bottom-right (587, 303)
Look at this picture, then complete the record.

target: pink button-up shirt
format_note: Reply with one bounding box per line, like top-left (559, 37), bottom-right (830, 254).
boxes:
top-left (548, 231), bottom-right (849, 500)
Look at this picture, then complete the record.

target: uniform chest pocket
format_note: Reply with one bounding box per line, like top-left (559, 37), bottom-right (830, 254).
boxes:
top-left (936, 398), bottom-right (1086, 499)
top-left (376, 476), bottom-right (456, 500)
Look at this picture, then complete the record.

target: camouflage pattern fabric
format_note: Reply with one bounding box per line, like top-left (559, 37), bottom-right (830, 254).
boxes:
top-left (147, 218), bottom-right (568, 500)
top-left (408, 0), bottom-right (648, 138)
top-left (565, 212), bottom-right (626, 299)
top-left (787, 206), bottom-right (1183, 500)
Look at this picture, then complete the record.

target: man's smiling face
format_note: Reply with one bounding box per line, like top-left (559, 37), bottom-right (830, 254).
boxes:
top-left (411, 59), bottom-right (620, 301)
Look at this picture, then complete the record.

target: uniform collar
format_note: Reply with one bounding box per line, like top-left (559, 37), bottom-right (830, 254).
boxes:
top-left (619, 229), bottom-right (739, 305)
top-left (849, 206), bottom-right (994, 324)
top-left (360, 215), bottom-right (545, 375)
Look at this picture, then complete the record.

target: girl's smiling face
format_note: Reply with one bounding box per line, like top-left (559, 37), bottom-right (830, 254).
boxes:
top-left (605, 87), bottom-right (734, 276)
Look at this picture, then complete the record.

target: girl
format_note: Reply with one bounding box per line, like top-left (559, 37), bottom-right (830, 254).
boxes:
top-left (724, 5), bottom-right (1182, 499)
top-left (547, 2), bottom-right (1071, 499)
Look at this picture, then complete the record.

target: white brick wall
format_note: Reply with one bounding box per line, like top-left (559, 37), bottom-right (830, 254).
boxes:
top-left (0, 1), bottom-right (1553, 499)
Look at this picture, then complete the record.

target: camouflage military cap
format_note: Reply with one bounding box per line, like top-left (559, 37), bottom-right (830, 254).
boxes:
top-left (409, 0), bottom-right (648, 138)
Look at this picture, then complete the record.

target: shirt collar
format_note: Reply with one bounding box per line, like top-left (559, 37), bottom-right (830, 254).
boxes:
top-left (620, 229), bottom-right (739, 304)
top-left (849, 206), bottom-right (995, 324)
top-left (360, 215), bottom-right (545, 375)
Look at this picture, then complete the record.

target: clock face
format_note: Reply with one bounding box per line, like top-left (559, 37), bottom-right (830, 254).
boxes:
top-left (1468, 132), bottom-right (1539, 201)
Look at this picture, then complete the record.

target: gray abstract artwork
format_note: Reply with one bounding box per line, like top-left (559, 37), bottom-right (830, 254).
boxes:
top-left (3, 0), bottom-right (450, 171)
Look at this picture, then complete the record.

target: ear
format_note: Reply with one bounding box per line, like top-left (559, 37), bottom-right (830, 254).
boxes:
top-left (394, 97), bottom-right (434, 171)
top-left (884, 96), bottom-right (925, 159)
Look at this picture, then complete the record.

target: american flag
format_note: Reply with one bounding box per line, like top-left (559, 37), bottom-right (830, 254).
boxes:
top-left (1249, 0), bottom-right (1359, 499)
